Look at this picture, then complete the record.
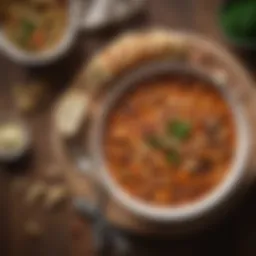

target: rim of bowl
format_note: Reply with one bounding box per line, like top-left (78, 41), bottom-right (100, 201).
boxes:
top-left (91, 61), bottom-right (251, 222)
top-left (0, 0), bottom-right (80, 66)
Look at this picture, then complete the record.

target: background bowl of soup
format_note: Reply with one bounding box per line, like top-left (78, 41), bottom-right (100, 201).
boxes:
top-left (90, 61), bottom-right (250, 226)
top-left (0, 0), bottom-right (80, 65)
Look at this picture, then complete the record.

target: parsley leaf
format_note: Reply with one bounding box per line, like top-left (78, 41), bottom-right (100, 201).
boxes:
top-left (167, 120), bottom-right (191, 140)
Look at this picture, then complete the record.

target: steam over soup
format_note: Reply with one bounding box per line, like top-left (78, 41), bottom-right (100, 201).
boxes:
top-left (1, 0), bottom-right (67, 52)
top-left (104, 75), bottom-right (236, 206)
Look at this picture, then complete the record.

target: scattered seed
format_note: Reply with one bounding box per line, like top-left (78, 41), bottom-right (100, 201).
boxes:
top-left (24, 220), bottom-right (43, 237)
top-left (45, 185), bottom-right (69, 210)
top-left (26, 181), bottom-right (47, 205)
top-left (12, 82), bottom-right (46, 113)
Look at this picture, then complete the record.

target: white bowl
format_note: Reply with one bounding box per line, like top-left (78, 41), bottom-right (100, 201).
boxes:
top-left (0, 0), bottom-right (80, 66)
top-left (90, 61), bottom-right (251, 225)
top-left (0, 118), bottom-right (31, 162)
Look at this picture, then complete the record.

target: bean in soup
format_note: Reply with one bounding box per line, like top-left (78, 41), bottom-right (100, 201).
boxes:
top-left (104, 75), bottom-right (236, 206)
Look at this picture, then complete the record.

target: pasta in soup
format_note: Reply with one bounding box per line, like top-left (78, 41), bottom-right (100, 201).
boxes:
top-left (2, 0), bottom-right (67, 52)
top-left (104, 75), bottom-right (236, 206)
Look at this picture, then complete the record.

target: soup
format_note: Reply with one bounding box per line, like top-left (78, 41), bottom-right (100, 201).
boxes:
top-left (1, 0), bottom-right (67, 52)
top-left (104, 75), bottom-right (236, 206)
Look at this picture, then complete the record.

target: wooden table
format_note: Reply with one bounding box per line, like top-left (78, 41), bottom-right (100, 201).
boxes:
top-left (1, 0), bottom-right (256, 255)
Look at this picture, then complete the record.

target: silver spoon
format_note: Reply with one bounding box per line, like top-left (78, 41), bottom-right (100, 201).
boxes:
top-left (65, 129), bottom-right (132, 255)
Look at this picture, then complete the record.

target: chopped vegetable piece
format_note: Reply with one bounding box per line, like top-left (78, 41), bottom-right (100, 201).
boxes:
top-left (18, 19), bottom-right (36, 46)
top-left (165, 150), bottom-right (180, 165)
top-left (145, 135), bottom-right (162, 149)
top-left (162, 137), bottom-right (180, 150)
top-left (167, 120), bottom-right (191, 140)
top-left (31, 29), bottom-right (45, 49)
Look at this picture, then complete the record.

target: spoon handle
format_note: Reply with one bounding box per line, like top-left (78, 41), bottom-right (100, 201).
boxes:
top-left (83, 0), bottom-right (112, 29)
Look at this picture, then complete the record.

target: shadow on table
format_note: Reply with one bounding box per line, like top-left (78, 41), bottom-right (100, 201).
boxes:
top-left (110, 182), bottom-right (256, 256)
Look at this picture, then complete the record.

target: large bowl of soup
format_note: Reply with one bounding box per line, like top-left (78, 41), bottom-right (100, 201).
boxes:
top-left (0, 0), bottom-right (80, 65)
top-left (90, 61), bottom-right (250, 224)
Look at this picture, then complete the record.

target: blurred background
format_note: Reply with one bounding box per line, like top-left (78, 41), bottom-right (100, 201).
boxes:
top-left (1, 0), bottom-right (256, 255)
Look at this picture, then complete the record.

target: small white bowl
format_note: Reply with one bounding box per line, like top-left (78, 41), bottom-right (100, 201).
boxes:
top-left (90, 61), bottom-right (251, 228)
top-left (0, 118), bottom-right (31, 162)
top-left (0, 0), bottom-right (80, 66)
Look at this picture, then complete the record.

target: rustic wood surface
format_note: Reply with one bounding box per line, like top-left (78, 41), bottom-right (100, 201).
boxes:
top-left (1, 0), bottom-right (256, 255)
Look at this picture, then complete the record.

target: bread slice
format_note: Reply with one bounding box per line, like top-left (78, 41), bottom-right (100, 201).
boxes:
top-left (54, 89), bottom-right (89, 138)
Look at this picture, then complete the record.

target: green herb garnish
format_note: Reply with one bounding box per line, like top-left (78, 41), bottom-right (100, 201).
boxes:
top-left (18, 19), bottom-right (36, 46)
top-left (167, 120), bottom-right (191, 140)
